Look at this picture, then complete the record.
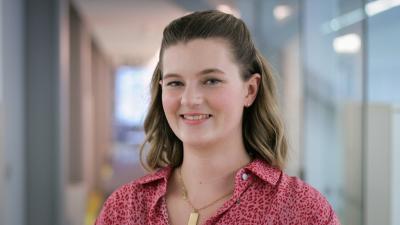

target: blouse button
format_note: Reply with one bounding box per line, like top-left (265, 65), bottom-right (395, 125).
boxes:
top-left (241, 173), bottom-right (249, 181)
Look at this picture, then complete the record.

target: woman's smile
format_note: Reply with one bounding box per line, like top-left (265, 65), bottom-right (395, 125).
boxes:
top-left (180, 113), bottom-right (213, 125)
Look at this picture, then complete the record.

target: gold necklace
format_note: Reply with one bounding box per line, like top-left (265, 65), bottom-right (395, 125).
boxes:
top-left (178, 168), bottom-right (233, 225)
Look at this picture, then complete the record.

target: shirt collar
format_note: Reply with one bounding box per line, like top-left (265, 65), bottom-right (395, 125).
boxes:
top-left (243, 158), bottom-right (282, 186)
top-left (137, 158), bottom-right (281, 187)
top-left (136, 166), bottom-right (172, 185)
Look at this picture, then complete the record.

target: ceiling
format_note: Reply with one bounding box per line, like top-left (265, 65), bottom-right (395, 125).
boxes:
top-left (72, 0), bottom-right (239, 66)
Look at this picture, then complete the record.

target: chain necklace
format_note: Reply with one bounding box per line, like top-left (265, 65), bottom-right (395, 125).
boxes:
top-left (178, 168), bottom-right (233, 225)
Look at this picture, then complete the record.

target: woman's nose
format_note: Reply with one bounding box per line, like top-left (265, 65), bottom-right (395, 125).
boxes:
top-left (180, 85), bottom-right (203, 107)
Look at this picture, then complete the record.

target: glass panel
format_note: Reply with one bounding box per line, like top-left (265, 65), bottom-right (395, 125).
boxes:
top-left (366, 2), bottom-right (400, 225)
top-left (367, 3), bottom-right (400, 104)
top-left (238, 0), bottom-right (303, 176)
top-left (303, 0), bottom-right (364, 224)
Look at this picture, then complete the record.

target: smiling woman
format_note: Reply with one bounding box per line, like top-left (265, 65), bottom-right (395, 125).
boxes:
top-left (160, 38), bottom-right (259, 152)
top-left (95, 10), bottom-right (341, 225)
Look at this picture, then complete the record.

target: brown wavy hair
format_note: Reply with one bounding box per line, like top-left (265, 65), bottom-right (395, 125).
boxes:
top-left (140, 10), bottom-right (288, 171)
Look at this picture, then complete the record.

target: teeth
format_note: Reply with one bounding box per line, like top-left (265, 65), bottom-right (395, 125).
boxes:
top-left (183, 114), bottom-right (210, 120)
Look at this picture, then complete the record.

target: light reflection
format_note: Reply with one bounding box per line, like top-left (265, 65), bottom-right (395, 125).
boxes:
top-left (322, 9), bottom-right (364, 34)
top-left (333, 33), bottom-right (361, 53)
top-left (322, 0), bottom-right (400, 34)
top-left (365, 0), bottom-right (400, 16)
top-left (274, 5), bottom-right (292, 21)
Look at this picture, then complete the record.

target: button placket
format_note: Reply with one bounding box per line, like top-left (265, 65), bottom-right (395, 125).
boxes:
top-left (208, 172), bottom-right (253, 224)
top-left (232, 171), bottom-right (251, 207)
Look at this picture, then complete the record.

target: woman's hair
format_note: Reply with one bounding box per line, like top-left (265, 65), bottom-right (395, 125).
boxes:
top-left (140, 10), bottom-right (288, 171)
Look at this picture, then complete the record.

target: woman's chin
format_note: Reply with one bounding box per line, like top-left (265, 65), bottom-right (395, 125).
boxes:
top-left (180, 137), bottom-right (215, 149)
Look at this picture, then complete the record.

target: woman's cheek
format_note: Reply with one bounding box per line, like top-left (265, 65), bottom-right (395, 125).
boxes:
top-left (212, 90), bottom-right (236, 109)
top-left (162, 93), bottom-right (179, 114)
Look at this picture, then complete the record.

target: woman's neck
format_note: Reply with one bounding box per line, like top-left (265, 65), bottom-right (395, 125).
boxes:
top-left (177, 141), bottom-right (251, 198)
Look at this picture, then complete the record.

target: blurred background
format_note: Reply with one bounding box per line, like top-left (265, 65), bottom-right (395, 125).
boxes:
top-left (0, 0), bottom-right (399, 224)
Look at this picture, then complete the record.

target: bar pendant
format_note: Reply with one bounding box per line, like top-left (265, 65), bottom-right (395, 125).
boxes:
top-left (187, 212), bottom-right (199, 225)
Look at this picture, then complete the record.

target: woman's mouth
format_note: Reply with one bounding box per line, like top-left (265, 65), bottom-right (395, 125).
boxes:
top-left (180, 114), bottom-right (212, 125)
top-left (181, 114), bottom-right (212, 120)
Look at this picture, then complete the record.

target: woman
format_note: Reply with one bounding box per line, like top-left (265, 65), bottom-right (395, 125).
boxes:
top-left (96, 10), bottom-right (340, 225)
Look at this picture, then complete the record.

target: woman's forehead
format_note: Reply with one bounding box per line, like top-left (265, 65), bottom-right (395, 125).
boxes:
top-left (161, 38), bottom-right (239, 77)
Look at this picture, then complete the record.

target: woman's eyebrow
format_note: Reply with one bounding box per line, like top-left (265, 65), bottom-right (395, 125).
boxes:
top-left (162, 73), bottom-right (181, 80)
top-left (163, 68), bottom-right (225, 80)
top-left (197, 68), bottom-right (225, 76)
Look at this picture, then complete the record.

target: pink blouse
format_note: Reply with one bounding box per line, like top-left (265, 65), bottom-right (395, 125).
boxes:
top-left (95, 158), bottom-right (341, 224)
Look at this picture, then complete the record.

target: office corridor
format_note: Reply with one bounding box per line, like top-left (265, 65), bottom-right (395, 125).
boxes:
top-left (1, 0), bottom-right (399, 225)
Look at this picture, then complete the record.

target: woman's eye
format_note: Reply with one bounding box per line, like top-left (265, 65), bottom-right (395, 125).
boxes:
top-left (166, 81), bottom-right (183, 87)
top-left (204, 79), bottom-right (221, 85)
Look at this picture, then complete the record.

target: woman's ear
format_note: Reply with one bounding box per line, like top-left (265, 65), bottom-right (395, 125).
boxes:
top-left (159, 80), bottom-right (163, 86)
top-left (245, 73), bottom-right (261, 106)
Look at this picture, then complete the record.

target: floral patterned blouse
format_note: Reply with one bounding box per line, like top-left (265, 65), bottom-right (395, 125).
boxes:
top-left (95, 158), bottom-right (341, 225)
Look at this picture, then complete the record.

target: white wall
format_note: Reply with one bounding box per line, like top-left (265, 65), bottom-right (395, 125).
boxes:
top-left (366, 104), bottom-right (400, 225)
top-left (392, 107), bottom-right (400, 225)
top-left (282, 36), bottom-right (302, 177)
top-left (342, 103), bottom-right (363, 225)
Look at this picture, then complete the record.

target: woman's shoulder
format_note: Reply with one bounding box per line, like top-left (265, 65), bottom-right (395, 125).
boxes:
top-left (246, 159), bottom-right (339, 223)
top-left (279, 173), bottom-right (323, 196)
top-left (275, 172), bottom-right (340, 224)
top-left (279, 173), bottom-right (328, 204)
top-left (107, 166), bottom-right (171, 200)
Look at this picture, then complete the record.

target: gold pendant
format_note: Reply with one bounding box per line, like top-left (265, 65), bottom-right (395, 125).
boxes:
top-left (187, 212), bottom-right (199, 225)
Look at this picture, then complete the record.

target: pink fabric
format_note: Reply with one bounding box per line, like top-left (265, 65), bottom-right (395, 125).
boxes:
top-left (95, 159), bottom-right (341, 225)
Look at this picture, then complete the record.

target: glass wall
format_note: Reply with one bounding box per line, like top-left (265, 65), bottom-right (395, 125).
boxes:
top-left (238, 0), bottom-right (399, 224)
top-left (366, 2), bottom-right (400, 225)
top-left (303, 0), bottom-right (364, 224)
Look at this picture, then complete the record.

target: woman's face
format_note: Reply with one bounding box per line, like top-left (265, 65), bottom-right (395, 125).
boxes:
top-left (160, 38), bottom-right (258, 148)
